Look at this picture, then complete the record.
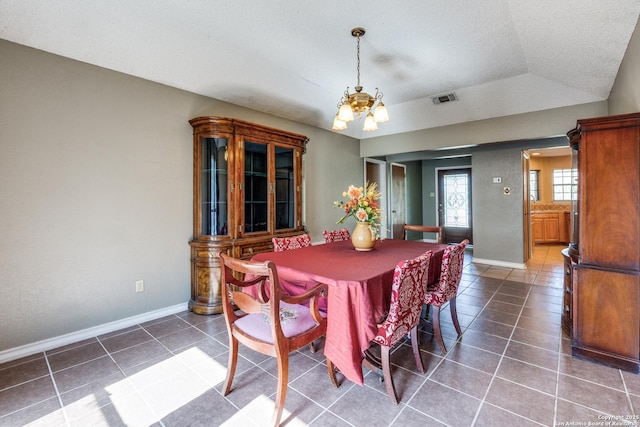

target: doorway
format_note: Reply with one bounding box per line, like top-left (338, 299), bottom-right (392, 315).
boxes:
top-left (437, 168), bottom-right (473, 244)
top-left (522, 151), bottom-right (532, 261)
top-left (364, 158), bottom-right (388, 238)
top-left (390, 163), bottom-right (406, 238)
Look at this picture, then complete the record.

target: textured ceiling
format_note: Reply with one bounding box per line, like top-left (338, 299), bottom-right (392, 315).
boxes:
top-left (1, 0), bottom-right (639, 140)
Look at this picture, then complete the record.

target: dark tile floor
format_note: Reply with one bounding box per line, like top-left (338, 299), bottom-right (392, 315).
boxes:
top-left (2, 245), bottom-right (640, 426)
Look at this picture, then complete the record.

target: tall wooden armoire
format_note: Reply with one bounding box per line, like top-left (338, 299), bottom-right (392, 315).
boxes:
top-left (567, 112), bottom-right (640, 372)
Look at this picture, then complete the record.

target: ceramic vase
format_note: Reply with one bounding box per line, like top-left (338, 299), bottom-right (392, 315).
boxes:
top-left (351, 221), bottom-right (377, 251)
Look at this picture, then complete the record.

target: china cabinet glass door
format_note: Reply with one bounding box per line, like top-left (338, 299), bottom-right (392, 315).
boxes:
top-left (275, 146), bottom-right (295, 230)
top-left (244, 141), bottom-right (268, 233)
top-left (201, 137), bottom-right (228, 236)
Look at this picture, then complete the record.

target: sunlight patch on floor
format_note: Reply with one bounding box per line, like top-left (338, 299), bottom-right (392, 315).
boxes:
top-left (105, 346), bottom-right (226, 422)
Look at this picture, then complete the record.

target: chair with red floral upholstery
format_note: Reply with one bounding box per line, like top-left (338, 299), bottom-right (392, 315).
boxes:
top-left (322, 228), bottom-right (351, 243)
top-left (424, 239), bottom-right (469, 353)
top-left (219, 252), bottom-right (339, 426)
top-left (363, 250), bottom-right (433, 404)
top-left (272, 234), bottom-right (312, 252)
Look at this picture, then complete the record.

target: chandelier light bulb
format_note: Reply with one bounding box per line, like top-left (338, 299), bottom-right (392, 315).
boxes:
top-left (363, 112), bottom-right (378, 131)
top-left (373, 101), bottom-right (389, 123)
top-left (332, 114), bottom-right (347, 130)
top-left (338, 102), bottom-right (355, 122)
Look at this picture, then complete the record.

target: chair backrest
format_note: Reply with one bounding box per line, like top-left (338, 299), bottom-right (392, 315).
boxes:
top-left (401, 224), bottom-right (443, 243)
top-left (425, 239), bottom-right (469, 306)
top-left (272, 233), bottom-right (312, 252)
top-left (373, 251), bottom-right (433, 347)
top-left (323, 228), bottom-right (351, 243)
top-left (219, 252), bottom-right (327, 352)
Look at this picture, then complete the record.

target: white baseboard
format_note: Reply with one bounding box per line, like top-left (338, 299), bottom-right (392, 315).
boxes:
top-left (472, 258), bottom-right (526, 270)
top-left (0, 302), bottom-right (189, 364)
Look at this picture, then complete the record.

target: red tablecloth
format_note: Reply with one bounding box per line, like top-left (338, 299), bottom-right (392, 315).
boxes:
top-left (250, 238), bottom-right (448, 385)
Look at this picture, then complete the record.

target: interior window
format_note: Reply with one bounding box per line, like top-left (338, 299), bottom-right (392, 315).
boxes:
top-left (553, 168), bottom-right (577, 201)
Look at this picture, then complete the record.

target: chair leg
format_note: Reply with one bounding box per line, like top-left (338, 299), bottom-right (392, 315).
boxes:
top-left (380, 345), bottom-right (399, 404)
top-left (450, 296), bottom-right (462, 336)
top-left (421, 303), bottom-right (431, 320)
top-left (432, 307), bottom-right (447, 354)
top-left (272, 352), bottom-right (289, 427)
top-left (418, 303), bottom-right (430, 330)
top-left (327, 357), bottom-right (339, 387)
top-left (223, 335), bottom-right (238, 396)
top-left (409, 326), bottom-right (424, 374)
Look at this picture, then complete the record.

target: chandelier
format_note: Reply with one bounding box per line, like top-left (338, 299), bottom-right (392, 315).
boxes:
top-left (332, 27), bottom-right (389, 132)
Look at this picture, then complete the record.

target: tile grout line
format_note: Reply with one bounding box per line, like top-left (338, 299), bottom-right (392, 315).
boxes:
top-left (42, 351), bottom-right (71, 427)
top-left (469, 280), bottom-right (540, 427)
top-left (620, 370), bottom-right (639, 418)
top-left (553, 321), bottom-right (564, 427)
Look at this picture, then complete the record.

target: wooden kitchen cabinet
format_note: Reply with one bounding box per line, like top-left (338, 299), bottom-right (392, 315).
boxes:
top-left (567, 112), bottom-right (640, 372)
top-left (188, 117), bottom-right (308, 315)
top-left (531, 212), bottom-right (560, 243)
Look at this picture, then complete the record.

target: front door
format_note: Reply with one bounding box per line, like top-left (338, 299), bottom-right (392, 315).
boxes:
top-left (438, 168), bottom-right (472, 244)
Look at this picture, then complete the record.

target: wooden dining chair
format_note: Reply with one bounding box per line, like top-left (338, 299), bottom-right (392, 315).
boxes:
top-left (363, 250), bottom-right (433, 404)
top-left (322, 228), bottom-right (351, 243)
top-left (272, 233), bottom-right (312, 252)
top-left (219, 252), bottom-right (339, 426)
top-left (424, 239), bottom-right (469, 353)
top-left (401, 224), bottom-right (443, 243)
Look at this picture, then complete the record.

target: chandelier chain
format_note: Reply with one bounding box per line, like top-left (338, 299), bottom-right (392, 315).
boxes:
top-left (356, 34), bottom-right (361, 87)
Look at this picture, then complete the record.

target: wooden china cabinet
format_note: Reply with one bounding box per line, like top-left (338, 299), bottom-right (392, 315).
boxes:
top-left (566, 112), bottom-right (640, 372)
top-left (188, 117), bottom-right (308, 315)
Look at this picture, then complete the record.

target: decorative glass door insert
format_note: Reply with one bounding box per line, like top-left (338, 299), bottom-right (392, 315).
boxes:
top-left (443, 172), bottom-right (470, 227)
top-left (438, 168), bottom-right (473, 244)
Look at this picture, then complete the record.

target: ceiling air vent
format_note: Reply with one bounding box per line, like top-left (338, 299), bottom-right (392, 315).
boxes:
top-left (432, 92), bottom-right (458, 105)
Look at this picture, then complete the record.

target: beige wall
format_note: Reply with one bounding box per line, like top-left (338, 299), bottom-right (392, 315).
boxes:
top-left (0, 39), bottom-right (361, 353)
top-left (609, 16), bottom-right (640, 114)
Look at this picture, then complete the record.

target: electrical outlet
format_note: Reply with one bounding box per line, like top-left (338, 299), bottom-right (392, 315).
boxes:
top-left (135, 280), bottom-right (144, 293)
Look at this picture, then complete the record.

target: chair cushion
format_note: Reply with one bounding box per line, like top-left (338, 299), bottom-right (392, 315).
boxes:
top-left (234, 301), bottom-right (321, 344)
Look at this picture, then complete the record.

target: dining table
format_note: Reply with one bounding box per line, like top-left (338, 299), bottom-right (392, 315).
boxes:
top-left (250, 238), bottom-right (449, 385)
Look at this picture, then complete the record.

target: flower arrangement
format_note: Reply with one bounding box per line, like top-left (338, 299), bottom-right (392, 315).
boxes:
top-left (334, 182), bottom-right (382, 237)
